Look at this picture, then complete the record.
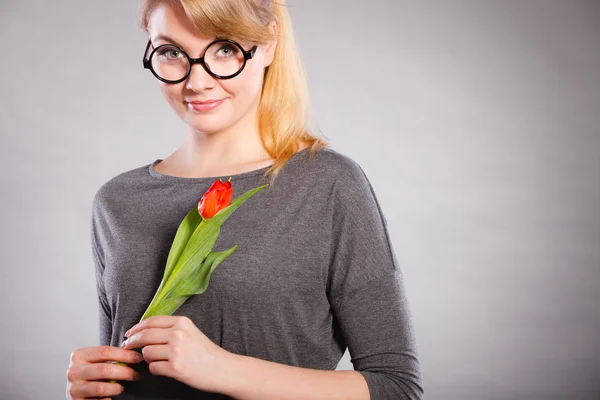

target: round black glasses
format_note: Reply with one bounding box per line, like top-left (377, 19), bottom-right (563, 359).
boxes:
top-left (142, 39), bottom-right (258, 83)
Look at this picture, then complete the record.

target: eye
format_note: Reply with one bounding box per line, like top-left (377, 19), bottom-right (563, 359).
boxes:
top-left (216, 44), bottom-right (239, 58)
top-left (157, 47), bottom-right (183, 60)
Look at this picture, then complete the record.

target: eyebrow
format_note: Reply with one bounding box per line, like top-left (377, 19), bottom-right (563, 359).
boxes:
top-left (152, 34), bottom-right (184, 47)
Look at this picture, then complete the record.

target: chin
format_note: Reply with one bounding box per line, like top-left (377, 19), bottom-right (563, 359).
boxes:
top-left (184, 118), bottom-right (231, 135)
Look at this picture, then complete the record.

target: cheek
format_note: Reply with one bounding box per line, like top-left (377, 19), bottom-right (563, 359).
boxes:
top-left (158, 81), bottom-right (178, 98)
top-left (156, 82), bottom-right (192, 120)
top-left (158, 82), bottom-right (185, 107)
top-left (221, 66), bottom-right (264, 101)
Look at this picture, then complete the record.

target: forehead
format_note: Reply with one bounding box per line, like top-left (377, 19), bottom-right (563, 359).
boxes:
top-left (147, 2), bottom-right (251, 52)
top-left (148, 3), bottom-right (214, 48)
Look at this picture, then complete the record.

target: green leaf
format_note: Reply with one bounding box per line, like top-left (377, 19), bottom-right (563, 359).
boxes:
top-left (142, 222), bottom-right (219, 318)
top-left (164, 220), bottom-right (221, 287)
top-left (142, 246), bottom-right (237, 318)
top-left (163, 207), bottom-right (202, 287)
top-left (181, 245), bottom-right (238, 296)
top-left (144, 208), bottom-right (202, 315)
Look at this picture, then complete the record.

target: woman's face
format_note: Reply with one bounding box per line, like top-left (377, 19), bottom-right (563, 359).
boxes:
top-left (146, 3), bottom-right (276, 135)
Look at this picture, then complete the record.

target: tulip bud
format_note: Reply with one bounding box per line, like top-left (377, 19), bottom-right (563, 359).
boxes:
top-left (198, 179), bottom-right (233, 220)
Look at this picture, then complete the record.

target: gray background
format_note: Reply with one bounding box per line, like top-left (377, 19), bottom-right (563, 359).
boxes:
top-left (1, 1), bottom-right (599, 399)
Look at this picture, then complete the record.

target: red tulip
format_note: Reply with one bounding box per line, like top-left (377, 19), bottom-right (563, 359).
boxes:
top-left (197, 179), bottom-right (233, 220)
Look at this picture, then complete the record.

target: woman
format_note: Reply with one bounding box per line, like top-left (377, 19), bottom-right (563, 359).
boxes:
top-left (66, 1), bottom-right (423, 399)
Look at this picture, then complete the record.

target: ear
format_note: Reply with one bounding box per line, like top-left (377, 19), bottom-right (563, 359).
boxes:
top-left (263, 20), bottom-right (278, 68)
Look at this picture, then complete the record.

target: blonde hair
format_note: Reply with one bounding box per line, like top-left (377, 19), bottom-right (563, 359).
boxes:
top-left (139, 0), bottom-right (329, 182)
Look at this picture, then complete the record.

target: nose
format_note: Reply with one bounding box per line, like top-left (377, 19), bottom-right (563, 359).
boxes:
top-left (185, 62), bottom-right (217, 92)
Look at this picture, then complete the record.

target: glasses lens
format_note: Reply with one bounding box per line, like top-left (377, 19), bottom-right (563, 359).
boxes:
top-left (204, 40), bottom-right (245, 77)
top-left (151, 45), bottom-right (189, 82)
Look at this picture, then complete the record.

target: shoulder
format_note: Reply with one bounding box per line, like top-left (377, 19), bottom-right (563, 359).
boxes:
top-left (304, 147), bottom-right (374, 197)
top-left (92, 162), bottom-right (153, 214)
top-left (302, 148), bottom-right (384, 225)
top-left (302, 147), bottom-right (370, 187)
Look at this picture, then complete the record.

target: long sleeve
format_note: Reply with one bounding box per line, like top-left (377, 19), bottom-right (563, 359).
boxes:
top-left (327, 160), bottom-right (424, 400)
top-left (91, 196), bottom-right (112, 346)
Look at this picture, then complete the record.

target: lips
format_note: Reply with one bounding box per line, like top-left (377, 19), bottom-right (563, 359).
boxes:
top-left (188, 99), bottom-right (223, 104)
top-left (186, 98), bottom-right (226, 112)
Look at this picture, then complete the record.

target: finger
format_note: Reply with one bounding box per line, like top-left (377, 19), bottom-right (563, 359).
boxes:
top-left (78, 362), bottom-right (141, 382)
top-left (122, 327), bottom-right (170, 350)
top-left (78, 346), bottom-right (145, 364)
top-left (125, 315), bottom-right (180, 338)
top-left (148, 360), bottom-right (173, 378)
top-left (141, 344), bottom-right (170, 363)
top-left (68, 380), bottom-right (123, 399)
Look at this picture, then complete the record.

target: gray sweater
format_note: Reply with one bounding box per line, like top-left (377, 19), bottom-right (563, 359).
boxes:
top-left (91, 147), bottom-right (423, 399)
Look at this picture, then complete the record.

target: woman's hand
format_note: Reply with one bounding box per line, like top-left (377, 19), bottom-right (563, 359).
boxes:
top-left (121, 315), bottom-right (234, 394)
top-left (66, 346), bottom-right (143, 399)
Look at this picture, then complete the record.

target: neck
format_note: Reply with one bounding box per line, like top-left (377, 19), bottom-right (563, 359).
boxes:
top-left (175, 98), bottom-right (274, 174)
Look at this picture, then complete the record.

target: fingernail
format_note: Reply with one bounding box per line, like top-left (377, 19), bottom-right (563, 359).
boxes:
top-left (133, 372), bottom-right (141, 380)
top-left (125, 329), bottom-right (131, 338)
top-left (133, 353), bottom-right (144, 362)
top-left (121, 340), bottom-right (128, 348)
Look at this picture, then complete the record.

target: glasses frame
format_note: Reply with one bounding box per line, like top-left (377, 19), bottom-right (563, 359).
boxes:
top-left (142, 39), bottom-right (258, 83)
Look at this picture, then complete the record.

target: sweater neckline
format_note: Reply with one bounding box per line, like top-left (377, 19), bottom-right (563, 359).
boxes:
top-left (148, 147), bottom-right (309, 183)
